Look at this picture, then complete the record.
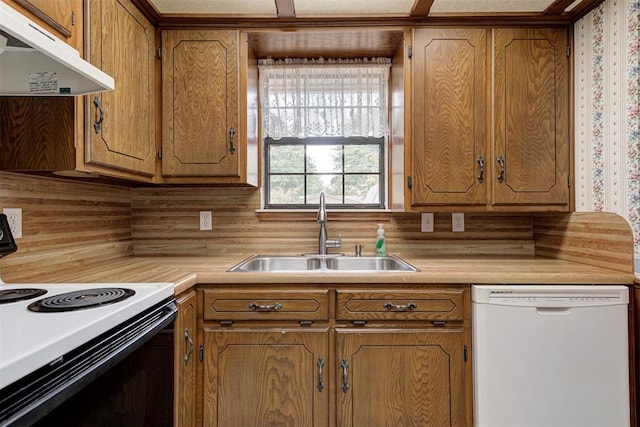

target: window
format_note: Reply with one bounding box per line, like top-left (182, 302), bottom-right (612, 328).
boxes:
top-left (265, 137), bottom-right (384, 209)
top-left (259, 59), bottom-right (390, 209)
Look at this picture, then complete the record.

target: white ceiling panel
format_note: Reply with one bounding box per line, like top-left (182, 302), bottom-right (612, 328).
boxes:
top-left (430, 0), bottom-right (557, 13)
top-left (294, 0), bottom-right (416, 16)
top-left (149, 0), bottom-right (278, 15)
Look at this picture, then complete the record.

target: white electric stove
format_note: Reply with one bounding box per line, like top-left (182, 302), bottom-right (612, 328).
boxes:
top-left (0, 282), bottom-right (174, 389)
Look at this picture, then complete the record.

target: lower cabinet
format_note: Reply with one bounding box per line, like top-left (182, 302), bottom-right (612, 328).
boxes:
top-left (202, 329), bottom-right (329, 426)
top-left (197, 286), bottom-right (470, 427)
top-left (335, 329), bottom-right (466, 427)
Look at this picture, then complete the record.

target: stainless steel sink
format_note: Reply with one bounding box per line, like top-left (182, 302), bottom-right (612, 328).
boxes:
top-left (325, 256), bottom-right (418, 272)
top-left (228, 256), bottom-right (322, 272)
top-left (228, 254), bottom-right (418, 273)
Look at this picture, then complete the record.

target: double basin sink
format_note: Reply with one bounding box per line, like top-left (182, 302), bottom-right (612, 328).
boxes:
top-left (228, 254), bottom-right (419, 273)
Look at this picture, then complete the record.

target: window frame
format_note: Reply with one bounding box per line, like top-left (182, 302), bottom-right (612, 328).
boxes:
top-left (264, 136), bottom-right (386, 210)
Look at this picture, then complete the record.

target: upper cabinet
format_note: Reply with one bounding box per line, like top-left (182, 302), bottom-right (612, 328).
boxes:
top-left (492, 28), bottom-right (570, 208)
top-left (86, 0), bottom-right (157, 179)
top-left (2, 0), bottom-right (81, 49)
top-left (411, 28), bottom-right (488, 208)
top-left (409, 27), bottom-right (570, 212)
top-left (161, 29), bottom-right (258, 185)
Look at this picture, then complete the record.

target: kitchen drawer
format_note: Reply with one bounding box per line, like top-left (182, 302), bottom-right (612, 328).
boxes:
top-left (203, 289), bottom-right (329, 321)
top-left (336, 289), bottom-right (464, 321)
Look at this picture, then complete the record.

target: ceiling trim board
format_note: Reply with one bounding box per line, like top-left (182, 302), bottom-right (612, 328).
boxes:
top-left (130, 0), bottom-right (161, 25)
top-left (565, 0), bottom-right (605, 20)
top-left (410, 0), bottom-right (435, 17)
top-left (275, 0), bottom-right (296, 17)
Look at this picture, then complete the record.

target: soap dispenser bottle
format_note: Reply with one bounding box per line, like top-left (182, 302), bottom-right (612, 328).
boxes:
top-left (375, 223), bottom-right (386, 256)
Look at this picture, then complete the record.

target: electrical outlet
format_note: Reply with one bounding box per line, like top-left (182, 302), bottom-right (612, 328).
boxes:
top-left (452, 213), bottom-right (464, 232)
top-left (421, 213), bottom-right (434, 232)
top-left (199, 211), bottom-right (212, 231)
top-left (3, 208), bottom-right (23, 239)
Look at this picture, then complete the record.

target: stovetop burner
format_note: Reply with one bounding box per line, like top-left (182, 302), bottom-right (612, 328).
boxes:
top-left (0, 288), bottom-right (48, 304)
top-left (28, 288), bottom-right (136, 312)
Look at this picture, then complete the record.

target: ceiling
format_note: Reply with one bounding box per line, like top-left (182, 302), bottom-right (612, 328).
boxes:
top-left (142, 0), bottom-right (600, 19)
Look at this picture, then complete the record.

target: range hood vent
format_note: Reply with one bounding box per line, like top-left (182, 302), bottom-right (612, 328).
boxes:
top-left (0, 2), bottom-right (114, 96)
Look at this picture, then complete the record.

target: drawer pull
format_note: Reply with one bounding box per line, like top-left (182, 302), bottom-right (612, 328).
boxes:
top-left (383, 301), bottom-right (417, 311)
top-left (248, 302), bottom-right (282, 311)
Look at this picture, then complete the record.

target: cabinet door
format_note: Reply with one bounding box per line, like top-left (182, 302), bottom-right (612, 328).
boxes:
top-left (203, 328), bottom-right (328, 427)
top-left (336, 328), bottom-right (466, 427)
top-left (162, 30), bottom-right (240, 178)
top-left (86, 0), bottom-right (156, 178)
top-left (492, 28), bottom-right (569, 207)
top-left (5, 0), bottom-right (80, 48)
top-left (411, 28), bottom-right (487, 206)
top-left (174, 291), bottom-right (197, 427)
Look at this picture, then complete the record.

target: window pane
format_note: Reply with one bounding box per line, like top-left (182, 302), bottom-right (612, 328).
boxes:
top-left (345, 175), bottom-right (379, 203)
top-left (307, 145), bottom-right (341, 173)
top-left (308, 175), bottom-right (342, 204)
top-left (344, 145), bottom-right (379, 173)
top-left (270, 145), bottom-right (304, 173)
top-left (269, 175), bottom-right (304, 204)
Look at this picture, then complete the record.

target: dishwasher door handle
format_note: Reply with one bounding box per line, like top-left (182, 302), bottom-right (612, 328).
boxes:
top-left (536, 307), bottom-right (573, 315)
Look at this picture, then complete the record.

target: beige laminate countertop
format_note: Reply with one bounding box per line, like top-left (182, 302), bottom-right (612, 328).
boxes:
top-left (2, 254), bottom-right (636, 295)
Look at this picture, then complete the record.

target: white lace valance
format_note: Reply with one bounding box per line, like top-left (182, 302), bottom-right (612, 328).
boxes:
top-left (258, 59), bottom-right (390, 139)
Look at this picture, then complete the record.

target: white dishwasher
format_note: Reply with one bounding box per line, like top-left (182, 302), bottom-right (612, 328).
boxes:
top-left (472, 285), bottom-right (630, 427)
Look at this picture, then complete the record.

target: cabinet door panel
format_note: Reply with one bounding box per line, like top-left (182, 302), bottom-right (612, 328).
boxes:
top-left (87, 0), bottom-right (156, 177)
top-left (203, 329), bottom-right (328, 427)
top-left (412, 28), bottom-right (487, 206)
top-left (162, 30), bottom-right (239, 177)
top-left (336, 329), bottom-right (465, 427)
top-left (493, 28), bottom-right (569, 206)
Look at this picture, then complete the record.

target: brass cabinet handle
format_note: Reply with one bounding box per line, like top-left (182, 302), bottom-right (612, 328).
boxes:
top-left (184, 328), bottom-right (194, 365)
top-left (477, 156), bottom-right (485, 183)
top-left (341, 359), bottom-right (349, 393)
top-left (229, 127), bottom-right (236, 154)
top-left (93, 97), bottom-right (104, 134)
top-left (317, 357), bottom-right (325, 392)
top-left (497, 155), bottom-right (505, 183)
top-left (248, 302), bottom-right (282, 311)
top-left (383, 301), bottom-right (417, 311)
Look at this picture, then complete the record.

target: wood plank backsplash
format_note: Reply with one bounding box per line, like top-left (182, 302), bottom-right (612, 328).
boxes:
top-left (3, 171), bottom-right (633, 277)
top-left (0, 172), bottom-right (132, 277)
top-left (131, 186), bottom-right (535, 257)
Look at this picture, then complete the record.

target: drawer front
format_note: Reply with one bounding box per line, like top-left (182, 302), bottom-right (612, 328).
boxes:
top-left (336, 289), bottom-right (464, 321)
top-left (204, 290), bottom-right (329, 321)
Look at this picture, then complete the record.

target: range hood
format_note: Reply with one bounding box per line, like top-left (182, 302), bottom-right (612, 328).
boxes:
top-left (0, 2), bottom-right (114, 96)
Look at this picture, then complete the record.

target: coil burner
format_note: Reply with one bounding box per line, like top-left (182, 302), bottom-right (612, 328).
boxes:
top-left (0, 289), bottom-right (48, 304)
top-left (28, 288), bottom-right (135, 312)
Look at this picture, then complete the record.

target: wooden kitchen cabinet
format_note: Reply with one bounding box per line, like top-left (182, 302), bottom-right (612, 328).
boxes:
top-left (1, 0), bottom-right (81, 49)
top-left (335, 289), bottom-right (468, 427)
top-left (201, 288), bottom-right (330, 426)
top-left (198, 286), bottom-right (470, 426)
top-left (409, 27), bottom-right (569, 212)
top-left (161, 30), bottom-right (258, 185)
top-left (411, 28), bottom-right (488, 208)
top-left (0, 0), bottom-right (158, 182)
top-left (492, 28), bottom-right (570, 208)
top-left (85, 0), bottom-right (157, 179)
top-left (174, 291), bottom-right (197, 427)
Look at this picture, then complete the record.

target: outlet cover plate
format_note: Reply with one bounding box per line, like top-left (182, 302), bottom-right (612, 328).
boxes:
top-left (421, 213), bottom-right (434, 232)
top-left (452, 212), bottom-right (464, 232)
top-left (200, 211), bottom-right (212, 231)
top-left (3, 208), bottom-right (22, 239)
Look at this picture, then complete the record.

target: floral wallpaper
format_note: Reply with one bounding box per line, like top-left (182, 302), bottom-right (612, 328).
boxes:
top-left (574, 0), bottom-right (640, 274)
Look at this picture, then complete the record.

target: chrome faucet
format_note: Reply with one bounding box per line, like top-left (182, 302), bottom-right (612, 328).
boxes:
top-left (317, 192), bottom-right (342, 255)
